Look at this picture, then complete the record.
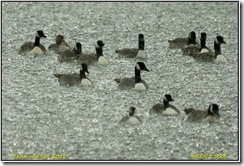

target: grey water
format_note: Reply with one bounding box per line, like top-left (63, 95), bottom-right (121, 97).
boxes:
top-left (1, 2), bottom-right (239, 161)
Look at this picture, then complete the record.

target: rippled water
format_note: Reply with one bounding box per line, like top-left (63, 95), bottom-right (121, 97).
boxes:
top-left (1, 2), bottom-right (239, 161)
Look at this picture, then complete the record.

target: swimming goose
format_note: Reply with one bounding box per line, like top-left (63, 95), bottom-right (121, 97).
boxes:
top-left (120, 106), bottom-right (142, 124)
top-left (76, 40), bottom-right (109, 65)
top-left (168, 31), bottom-right (198, 49)
top-left (115, 33), bottom-right (146, 58)
top-left (48, 35), bottom-right (71, 53)
top-left (182, 32), bottom-right (211, 56)
top-left (53, 63), bottom-right (92, 86)
top-left (184, 103), bottom-right (220, 123)
top-left (192, 35), bottom-right (227, 63)
top-left (18, 30), bottom-right (47, 55)
top-left (57, 42), bottom-right (82, 63)
top-left (114, 62), bottom-right (149, 90)
top-left (149, 94), bottom-right (179, 115)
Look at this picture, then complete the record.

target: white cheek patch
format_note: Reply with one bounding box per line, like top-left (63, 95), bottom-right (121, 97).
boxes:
top-left (210, 105), bottom-right (214, 113)
top-left (163, 95), bottom-right (167, 101)
top-left (29, 47), bottom-right (44, 55)
top-left (127, 116), bottom-right (140, 124)
top-left (215, 38), bottom-right (220, 44)
top-left (188, 33), bottom-right (191, 39)
top-left (95, 44), bottom-right (100, 48)
top-left (163, 107), bottom-right (178, 115)
top-left (81, 78), bottom-right (92, 87)
top-left (135, 64), bottom-right (141, 70)
top-left (137, 50), bottom-right (146, 58)
top-left (135, 83), bottom-right (146, 90)
top-left (215, 54), bottom-right (228, 63)
top-left (97, 56), bottom-right (109, 65)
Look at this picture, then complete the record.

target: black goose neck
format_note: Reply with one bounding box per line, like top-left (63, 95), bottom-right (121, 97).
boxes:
top-left (138, 40), bottom-right (145, 50)
top-left (214, 41), bottom-right (221, 56)
top-left (200, 38), bottom-right (207, 49)
top-left (96, 47), bottom-right (103, 59)
top-left (34, 37), bottom-right (40, 46)
top-left (207, 108), bottom-right (215, 116)
top-left (74, 47), bottom-right (82, 55)
top-left (163, 100), bottom-right (170, 109)
top-left (135, 67), bottom-right (141, 84)
top-left (80, 70), bottom-right (86, 79)
top-left (188, 37), bottom-right (197, 45)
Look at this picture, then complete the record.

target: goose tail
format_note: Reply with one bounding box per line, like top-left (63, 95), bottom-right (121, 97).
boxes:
top-left (54, 74), bottom-right (62, 78)
top-left (183, 108), bottom-right (194, 115)
top-left (114, 78), bottom-right (121, 83)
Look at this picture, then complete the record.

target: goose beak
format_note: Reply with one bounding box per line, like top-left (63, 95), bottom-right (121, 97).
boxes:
top-left (145, 69), bottom-right (149, 72)
top-left (222, 41), bottom-right (226, 44)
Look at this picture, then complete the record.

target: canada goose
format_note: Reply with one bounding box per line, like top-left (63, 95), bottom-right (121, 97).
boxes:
top-left (192, 35), bottom-right (227, 63)
top-left (115, 33), bottom-right (146, 58)
top-left (168, 31), bottom-right (198, 49)
top-left (57, 42), bottom-right (82, 63)
top-left (53, 63), bottom-right (92, 86)
top-left (120, 106), bottom-right (142, 124)
top-left (76, 40), bottom-right (109, 65)
top-left (114, 62), bottom-right (149, 90)
top-left (182, 32), bottom-right (211, 56)
top-left (149, 94), bottom-right (179, 115)
top-left (48, 35), bottom-right (71, 53)
top-left (18, 30), bottom-right (47, 55)
top-left (184, 103), bottom-right (220, 123)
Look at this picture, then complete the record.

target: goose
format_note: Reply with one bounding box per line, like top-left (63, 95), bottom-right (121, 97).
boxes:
top-left (120, 106), bottom-right (142, 124)
top-left (168, 31), bottom-right (198, 49)
top-left (53, 63), bottom-right (92, 87)
top-left (149, 94), bottom-right (179, 115)
top-left (192, 35), bottom-right (227, 63)
top-left (114, 62), bottom-right (149, 90)
top-left (48, 35), bottom-right (71, 53)
top-left (18, 30), bottom-right (47, 55)
top-left (57, 42), bottom-right (82, 63)
top-left (115, 33), bottom-right (146, 58)
top-left (184, 104), bottom-right (220, 123)
top-left (182, 32), bottom-right (211, 56)
top-left (76, 40), bottom-right (109, 65)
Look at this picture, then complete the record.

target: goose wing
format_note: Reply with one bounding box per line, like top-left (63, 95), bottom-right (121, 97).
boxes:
top-left (39, 44), bottom-right (47, 54)
top-left (115, 76), bottom-right (135, 90)
top-left (182, 45), bottom-right (201, 56)
top-left (169, 104), bottom-right (180, 113)
top-left (48, 43), bottom-right (58, 51)
top-left (58, 50), bottom-right (76, 63)
top-left (186, 110), bottom-right (207, 122)
top-left (18, 41), bottom-right (34, 54)
top-left (120, 116), bottom-right (129, 123)
top-left (76, 53), bottom-right (97, 65)
top-left (115, 48), bottom-right (138, 58)
top-left (54, 73), bottom-right (80, 86)
top-left (149, 103), bottom-right (164, 115)
top-left (168, 37), bottom-right (188, 49)
top-left (193, 52), bottom-right (215, 62)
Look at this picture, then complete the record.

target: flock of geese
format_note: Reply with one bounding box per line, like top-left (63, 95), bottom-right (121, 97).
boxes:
top-left (18, 30), bottom-right (225, 125)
